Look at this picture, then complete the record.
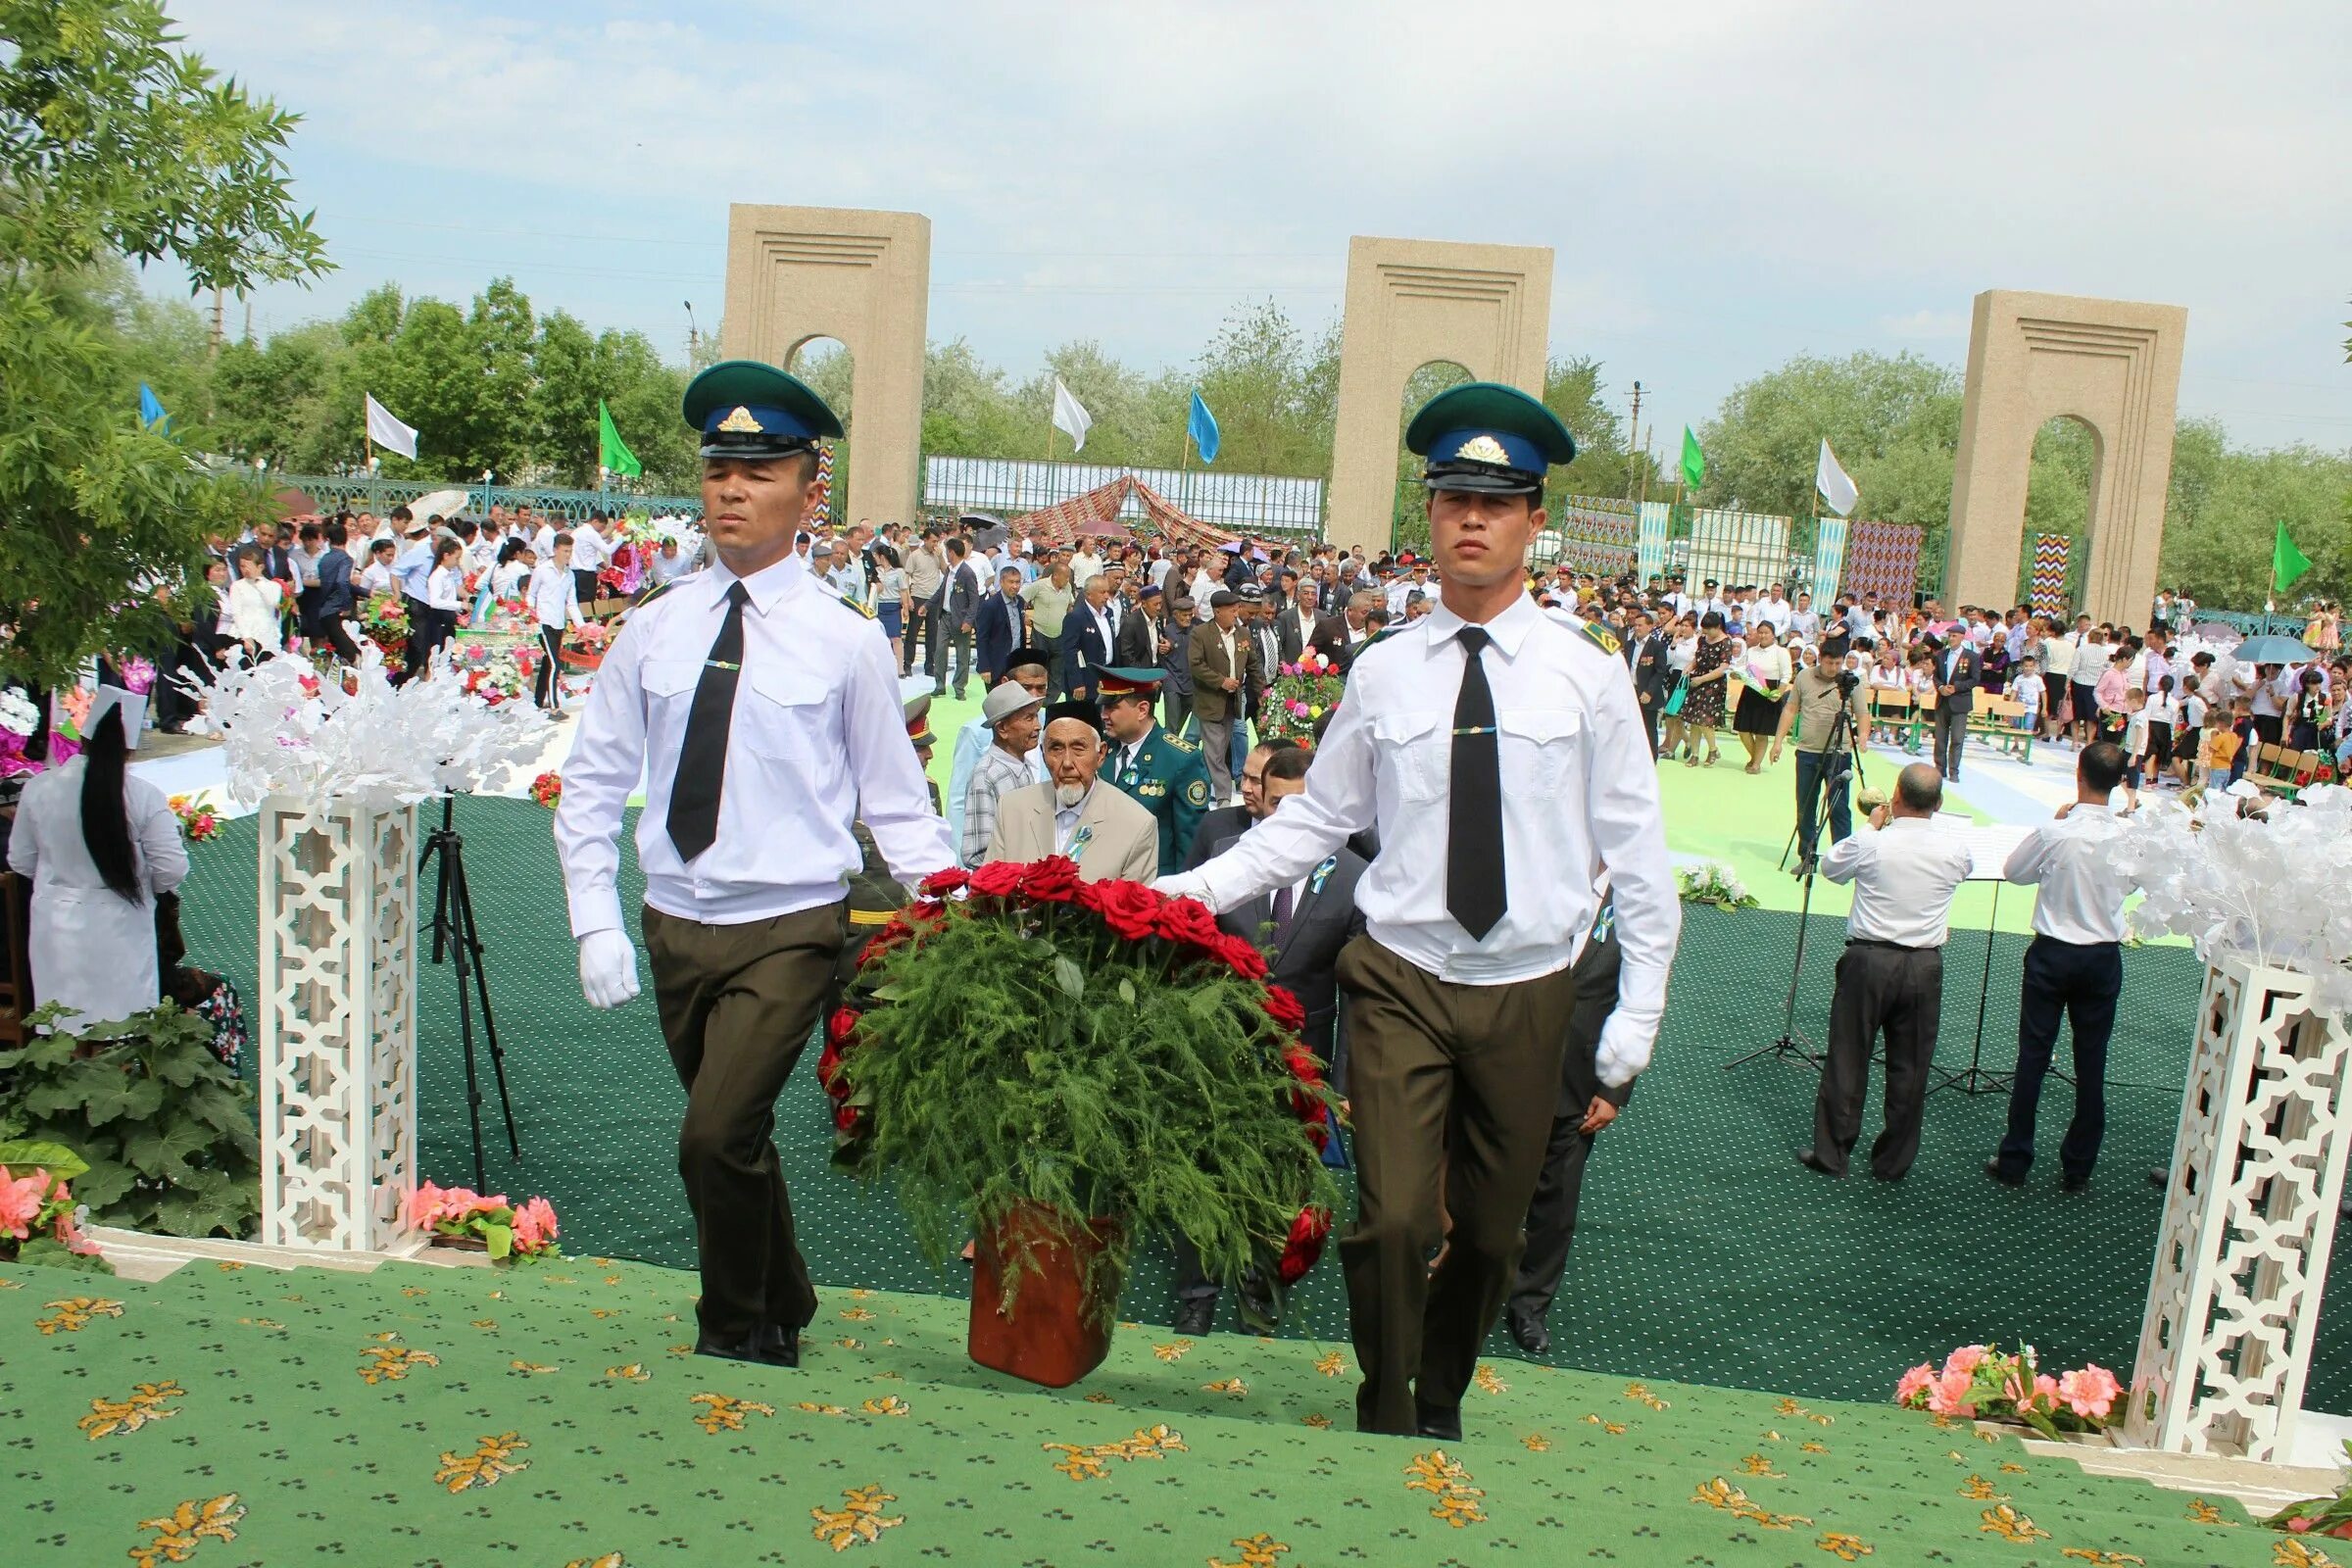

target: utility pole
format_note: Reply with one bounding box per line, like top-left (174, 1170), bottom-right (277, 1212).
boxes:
top-left (1624, 380), bottom-right (1644, 501)
top-left (241, 294), bottom-right (253, 345)
top-left (208, 285), bottom-right (224, 357)
top-left (683, 300), bottom-right (700, 367)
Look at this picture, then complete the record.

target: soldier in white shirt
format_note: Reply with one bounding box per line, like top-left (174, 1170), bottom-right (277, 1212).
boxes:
top-left (1986, 743), bottom-right (2133, 1191)
top-left (555, 361), bottom-right (956, 1369)
top-left (1156, 383), bottom-right (1678, 1442)
top-left (1798, 762), bottom-right (1974, 1182)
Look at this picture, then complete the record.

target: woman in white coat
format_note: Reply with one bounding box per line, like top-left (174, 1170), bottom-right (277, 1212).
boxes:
top-left (6, 705), bottom-right (187, 1034)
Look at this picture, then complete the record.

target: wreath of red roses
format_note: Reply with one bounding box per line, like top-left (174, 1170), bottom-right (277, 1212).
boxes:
top-left (818, 856), bottom-right (1333, 1286)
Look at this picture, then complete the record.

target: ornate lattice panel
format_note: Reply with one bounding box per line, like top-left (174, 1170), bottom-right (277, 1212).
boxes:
top-left (257, 799), bottom-right (424, 1254)
top-left (2125, 956), bottom-right (2352, 1460)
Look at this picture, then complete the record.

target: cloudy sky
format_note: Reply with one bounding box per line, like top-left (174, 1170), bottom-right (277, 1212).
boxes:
top-left (160, 0), bottom-right (2349, 457)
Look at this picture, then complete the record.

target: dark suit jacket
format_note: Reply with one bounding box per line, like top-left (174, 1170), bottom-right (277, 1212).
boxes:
top-left (1112, 599), bottom-right (1157, 666)
top-left (314, 547), bottom-right (356, 618)
top-left (1158, 615), bottom-right (1195, 699)
top-left (1630, 630), bottom-right (1674, 708)
top-left (1186, 618), bottom-right (1261, 722)
top-left (1060, 603), bottom-right (1115, 699)
top-left (1199, 821), bottom-right (1368, 1081)
top-left (974, 590), bottom-right (1025, 680)
top-left (1305, 613), bottom-right (1348, 663)
top-left (1928, 642), bottom-right (1982, 712)
top-left (945, 560), bottom-right (984, 630)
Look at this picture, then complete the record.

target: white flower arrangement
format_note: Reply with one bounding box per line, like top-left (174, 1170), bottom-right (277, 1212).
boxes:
top-left (200, 646), bottom-right (550, 814)
top-left (2108, 783), bottom-right (2352, 1011)
top-left (0, 688), bottom-right (39, 738)
top-left (1676, 859), bottom-right (1758, 912)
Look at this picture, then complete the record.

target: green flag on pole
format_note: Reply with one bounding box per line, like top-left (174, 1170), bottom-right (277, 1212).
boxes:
top-left (598, 400), bottom-right (643, 478)
top-left (2274, 520), bottom-right (2313, 593)
top-left (1680, 425), bottom-right (1705, 491)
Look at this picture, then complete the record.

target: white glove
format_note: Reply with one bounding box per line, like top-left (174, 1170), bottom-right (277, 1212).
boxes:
top-left (1152, 872), bottom-right (1210, 905)
top-left (578, 928), bottom-right (642, 1010)
top-left (1594, 1025), bottom-right (1650, 1091)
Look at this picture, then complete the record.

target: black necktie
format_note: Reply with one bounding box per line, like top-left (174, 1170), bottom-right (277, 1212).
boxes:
top-left (666, 581), bottom-right (749, 862)
top-left (1447, 625), bottom-right (1506, 940)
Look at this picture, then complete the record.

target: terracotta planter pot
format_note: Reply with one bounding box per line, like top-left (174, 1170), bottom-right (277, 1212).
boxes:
top-left (968, 1201), bottom-right (1124, 1388)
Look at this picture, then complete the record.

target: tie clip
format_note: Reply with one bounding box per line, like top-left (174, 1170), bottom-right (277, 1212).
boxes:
top-left (1452, 725), bottom-right (1496, 737)
top-left (706, 659), bottom-right (740, 672)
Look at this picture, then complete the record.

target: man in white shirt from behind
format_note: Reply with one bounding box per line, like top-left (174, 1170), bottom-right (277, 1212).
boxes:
top-left (1797, 762), bottom-right (1973, 1182)
top-left (1985, 741), bottom-right (2133, 1192)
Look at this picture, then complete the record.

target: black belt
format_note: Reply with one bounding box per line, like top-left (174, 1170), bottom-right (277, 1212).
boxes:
top-left (1846, 938), bottom-right (1936, 953)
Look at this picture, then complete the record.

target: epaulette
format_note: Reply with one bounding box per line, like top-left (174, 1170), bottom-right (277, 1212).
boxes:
top-left (1165, 732), bottom-right (1200, 753)
top-left (1576, 619), bottom-right (1622, 659)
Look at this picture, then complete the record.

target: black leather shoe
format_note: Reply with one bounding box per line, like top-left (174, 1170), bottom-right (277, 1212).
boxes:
top-left (1794, 1149), bottom-right (1842, 1178)
top-left (1984, 1158), bottom-right (2026, 1188)
top-left (758, 1322), bottom-right (802, 1367)
top-left (2061, 1171), bottom-right (2091, 1194)
top-left (1414, 1398), bottom-right (1462, 1443)
top-left (1506, 1305), bottom-right (1549, 1356)
top-left (1172, 1297), bottom-right (1215, 1337)
top-left (693, 1331), bottom-right (768, 1364)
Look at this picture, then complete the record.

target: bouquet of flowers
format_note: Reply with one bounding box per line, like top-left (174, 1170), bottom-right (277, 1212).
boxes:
top-left (529, 772), bottom-right (562, 809)
top-left (359, 592), bottom-right (410, 674)
top-left (2266, 1443), bottom-right (2352, 1541)
top-left (114, 657), bottom-right (158, 697)
top-left (1676, 860), bottom-right (1757, 911)
top-left (825, 858), bottom-right (1338, 1322)
top-left (0, 1141), bottom-right (110, 1271)
top-left (399, 1181), bottom-right (561, 1261)
top-left (1260, 648), bottom-right (1347, 747)
top-left (167, 793), bottom-right (223, 843)
top-left (451, 642), bottom-right (531, 708)
top-left (1894, 1343), bottom-right (2121, 1439)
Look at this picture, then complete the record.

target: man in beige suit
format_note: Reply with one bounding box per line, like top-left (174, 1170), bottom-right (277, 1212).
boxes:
top-left (1187, 588), bottom-right (1262, 807)
top-left (985, 700), bottom-right (1159, 883)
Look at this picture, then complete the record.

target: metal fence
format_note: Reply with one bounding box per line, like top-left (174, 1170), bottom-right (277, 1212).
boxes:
top-left (275, 473), bottom-right (704, 521)
top-left (922, 455), bottom-right (1323, 541)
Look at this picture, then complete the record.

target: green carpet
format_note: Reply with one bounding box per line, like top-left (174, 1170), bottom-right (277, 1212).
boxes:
top-left (0, 1252), bottom-right (2275, 1565)
top-left (168, 799), bottom-right (2352, 1417)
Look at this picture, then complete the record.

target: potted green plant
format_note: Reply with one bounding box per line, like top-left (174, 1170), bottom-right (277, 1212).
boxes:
top-left (824, 857), bottom-right (1337, 1387)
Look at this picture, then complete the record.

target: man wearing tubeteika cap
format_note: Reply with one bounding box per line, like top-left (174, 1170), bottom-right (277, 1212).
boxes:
top-left (556, 359), bottom-right (956, 1370)
top-left (1156, 382), bottom-right (1679, 1442)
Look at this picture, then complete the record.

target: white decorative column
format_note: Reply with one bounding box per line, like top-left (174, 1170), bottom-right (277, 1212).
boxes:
top-left (2126, 954), bottom-right (2352, 1460)
top-left (255, 796), bottom-right (427, 1255)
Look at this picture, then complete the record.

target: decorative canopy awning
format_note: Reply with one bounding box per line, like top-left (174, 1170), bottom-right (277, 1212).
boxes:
top-left (1003, 474), bottom-right (1238, 553)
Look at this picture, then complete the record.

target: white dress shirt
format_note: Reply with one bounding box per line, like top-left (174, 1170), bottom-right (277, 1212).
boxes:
top-left (2004, 804), bottom-right (2130, 945)
top-left (425, 564), bottom-right (463, 612)
top-left (554, 552), bottom-right (955, 938)
top-left (528, 561), bottom-right (581, 629)
top-left (1053, 787), bottom-right (1089, 854)
top-left (1161, 592), bottom-right (1679, 1086)
top-left (359, 561), bottom-right (394, 595)
top-left (570, 527), bottom-right (611, 573)
top-left (1821, 816), bottom-right (1974, 948)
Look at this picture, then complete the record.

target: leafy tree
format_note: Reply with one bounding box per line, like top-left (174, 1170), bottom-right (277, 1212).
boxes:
top-left (0, 0), bottom-right (329, 692)
top-left (1695, 352), bottom-right (1961, 522)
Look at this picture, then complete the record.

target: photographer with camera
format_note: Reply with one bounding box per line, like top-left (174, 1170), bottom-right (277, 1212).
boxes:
top-left (1770, 651), bottom-right (1871, 876)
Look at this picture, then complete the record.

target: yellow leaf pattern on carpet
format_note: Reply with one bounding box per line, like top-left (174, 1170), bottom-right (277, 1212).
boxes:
top-left (689, 1394), bottom-right (775, 1434)
top-left (1207, 1532), bottom-right (1290, 1567)
top-left (37, 1297), bottom-right (122, 1334)
top-left (357, 1346), bottom-right (439, 1384)
top-left (1979, 1503), bottom-right (2050, 1544)
top-left (1403, 1449), bottom-right (1486, 1527)
top-left (78, 1381), bottom-right (182, 1440)
top-left (127, 1491), bottom-right (244, 1568)
top-left (1819, 1531), bottom-right (1874, 1560)
top-left (809, 1484), bottom-right (904, 1551)
top-left (432, 1432), bottom-right (529, 1493)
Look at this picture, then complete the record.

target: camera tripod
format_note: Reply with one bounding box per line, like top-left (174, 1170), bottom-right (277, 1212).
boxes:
top-left (1725, 688), bottom-right (1865, 1074)
top-left (418, 795), bottom-right (520, 1191)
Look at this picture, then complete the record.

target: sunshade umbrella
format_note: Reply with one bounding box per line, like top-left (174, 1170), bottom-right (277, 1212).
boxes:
top-left (407, 487), bottom-right (471, 523)
top-left (2188, 622), bottom-right (2241, 642)
top-left (2233, 634), bottom-right (2315, 664)
top-left (270, 486), bottom-right (318, 519)
top-left (1072, 515), bottom-right (1127, 540)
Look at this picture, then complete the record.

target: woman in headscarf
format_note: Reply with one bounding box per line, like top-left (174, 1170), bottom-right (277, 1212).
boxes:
top-left (6, 705), bottom-right (187, 1034)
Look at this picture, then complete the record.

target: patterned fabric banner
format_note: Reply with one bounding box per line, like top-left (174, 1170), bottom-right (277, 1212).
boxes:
top-left (1637, 502), bottom-right (1673, 583)
top-left (1812, 515), bottom-right (1848, 606)
top-left (1548, 495), bottom-right (1639, 577)
top-left (2031, 533), bottom-right (2072, 616)
top-left (1839, 520), bottom-right (1923, 607)
top-left (813, 445), bottom-right (835, 528)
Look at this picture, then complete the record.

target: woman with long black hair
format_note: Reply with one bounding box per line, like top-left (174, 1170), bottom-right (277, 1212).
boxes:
top-left (6, 704), bottom-right (187, 1033)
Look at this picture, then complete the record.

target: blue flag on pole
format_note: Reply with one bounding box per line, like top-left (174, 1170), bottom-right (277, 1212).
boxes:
top-left (137, 383), bottom-right (169, 430)
top-left (1188, 388), bottom-right (1220, 465)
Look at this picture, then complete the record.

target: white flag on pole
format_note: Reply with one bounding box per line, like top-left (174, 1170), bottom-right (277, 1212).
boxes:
top-left (1815, 438), bottom-right (1859, 517)
top-left (365, 393), bottom-right (419, 460)
top-left (1050, 376), bottom-right (1092, 453)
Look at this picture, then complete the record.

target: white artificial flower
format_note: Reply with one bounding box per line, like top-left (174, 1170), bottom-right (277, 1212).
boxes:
top-left (0, 688), bottom-right (37, 737)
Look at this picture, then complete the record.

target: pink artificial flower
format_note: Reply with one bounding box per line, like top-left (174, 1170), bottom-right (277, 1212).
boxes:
top-left (2030, 1373), bottom-right (2061, 1413)
top-left (1925, 1372), bottom-right (1977, 1418)
top-left (0, 1166), bottom-right (45, 1240)
top-left (512, 1196), bottom-right (559, 1251)
top-left (1893, 1362), bottom-right (1936, 1406)
top-left (2057, 1364), bottom-right (2122, 1421)
top-left (400, 1181), bottom-right (454, 1231)
top-left (1941, 1344), bottom-right (1987, 1381)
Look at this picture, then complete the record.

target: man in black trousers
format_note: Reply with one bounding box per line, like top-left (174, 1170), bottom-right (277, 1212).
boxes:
top-left (1985, 743), bottom-right (2133, 1192)
top-left (1924, 632), bottom-right (1981, 782)
top-left (1797, 762), bottom-right (1973, 1181)
top-left (1506, 887), bottom-right (1630, 1354)
top-left (1626, 609), bottom-right (1674, 760)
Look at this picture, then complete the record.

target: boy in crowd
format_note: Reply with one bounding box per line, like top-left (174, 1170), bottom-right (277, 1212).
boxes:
top-left (2009, 657), bottom-right (2045, 737)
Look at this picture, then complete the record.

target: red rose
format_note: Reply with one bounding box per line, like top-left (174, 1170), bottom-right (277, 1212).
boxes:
top-left (1276, 1206), bottom-right (1331, 1285)
top-left (1263, 985), bottom-right (1307, 1033)
top-left (967, 860), bottom-right (1027, 901)
top-left (815, 1038), bottom-right (849, 1100)
top-left (1020, 856), bottom-right (1084, 905)
top-left (825, 1006), bottom-right (859, 1048)
top-left (858, 927), bottom-right (907, 968)
top-left (906, 898), bottom-right (949, 924)
top-left (1208, 932), bottom-right (1269, 981)
top-left (1089, 879), bottom-right (1164, 943)
top-left (832, 1103), bottom-right (860, 1133)
top-left (1284, 1046), bottom-right (1324, 1088)
top-left (1152, 895), bottom-right (1221, 950)
top-left (1301, 1115), bottom-right (1330, 1152)
top-left (919, 867), bottom-right (971, 898)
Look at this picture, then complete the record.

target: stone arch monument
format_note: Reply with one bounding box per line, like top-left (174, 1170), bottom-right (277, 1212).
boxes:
top-left (1945, 289), bottom-right (2187, 625)
top-left (722, 204), bottom-right (931, 524)
top-left (1324, 235), bottom-right (1553, 555)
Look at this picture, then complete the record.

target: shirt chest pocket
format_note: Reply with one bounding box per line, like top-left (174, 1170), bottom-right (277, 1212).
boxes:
top-left (740, 667), bottom-right (829, 762)
top-left (1369, 710), bottom-right (1448, 803)
top-left (1498, 708), bottom-right (1583, 799)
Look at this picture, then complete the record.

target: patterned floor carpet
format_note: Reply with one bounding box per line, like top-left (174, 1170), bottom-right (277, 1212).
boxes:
top-left (0, 1252), bottom-right (2278, 1566)
top-left (167, 798), bottom-right (2352, 1416)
